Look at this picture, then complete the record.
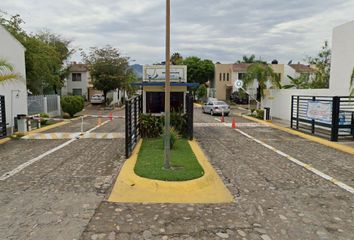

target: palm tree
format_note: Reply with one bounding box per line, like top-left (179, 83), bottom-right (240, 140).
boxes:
top-left (282, 75), bottom-right (310, 89)
top-left (244, 63), bottom-right (281, 99)
top-left (0, 59), bottom-right (18, 82)
top-left (170, 52), bottom-right (183, 65)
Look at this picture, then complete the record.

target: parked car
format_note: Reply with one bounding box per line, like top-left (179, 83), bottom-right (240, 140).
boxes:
top-left (202, 100), bottom-right (230, 116)
top-left (90, 94), bottom-right (105, 104)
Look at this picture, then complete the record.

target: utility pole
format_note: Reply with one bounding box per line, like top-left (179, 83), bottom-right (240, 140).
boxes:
top-left (164, 0), bottom-right (171, 169)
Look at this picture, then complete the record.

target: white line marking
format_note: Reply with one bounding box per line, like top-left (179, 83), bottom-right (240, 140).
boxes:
top-left (235, 128), bottom-right (354, 195)
top-left (0, 120), bottom-right (110, 181)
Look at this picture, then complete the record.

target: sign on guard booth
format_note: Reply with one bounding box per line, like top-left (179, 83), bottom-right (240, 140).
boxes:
top-left (143, 65), bottom-right (187, 82)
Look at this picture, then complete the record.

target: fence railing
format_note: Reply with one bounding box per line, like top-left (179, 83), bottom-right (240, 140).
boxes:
top-left (28, 95), bottom-right (61, 117)
top-left (291, 95), bottom-right (354, 141)
top-left (0, 95), bottom-right (6, 138)
top-left (125, 95), bottom-right (142, 158)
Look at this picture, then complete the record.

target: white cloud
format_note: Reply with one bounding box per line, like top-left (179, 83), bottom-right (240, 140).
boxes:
top-left (1, 0), bottom-right (354, 64)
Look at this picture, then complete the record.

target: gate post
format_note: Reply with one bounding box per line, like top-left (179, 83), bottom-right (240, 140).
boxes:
top-left (331, 96), bottom-right (340, 141)
top-left (0, 96), bottom-right (7, 138)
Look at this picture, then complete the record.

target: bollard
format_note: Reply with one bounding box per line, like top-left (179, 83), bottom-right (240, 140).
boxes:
top-left (221, 109), bottom-right (225, 123)
top-left (264, 107), bottom-right (271, 121)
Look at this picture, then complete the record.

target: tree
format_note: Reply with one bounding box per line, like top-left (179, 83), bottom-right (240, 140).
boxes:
top-left (0, 59), bottom-right (18, 82)
top-left (244, 63), bottom-right (281, 100)
top-left (0, 13), bottom-right (72, 94)
top-left (171, 52), bottom-right (183, 65)
top-left (306, 41), bottom-right (331, 88)
top-left (177, 56), bottom-right (214, 85)
top-left (82, 46), bottom-right (131, 101)
top-left (196, 84), bottom-right (207, 100)
top-left (282, 74), bottom-right (310, 89)
top-left (236, 54), bottom-right (267, 64)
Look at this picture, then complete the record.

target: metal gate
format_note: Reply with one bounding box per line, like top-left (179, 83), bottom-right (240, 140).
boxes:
top-left (125, 95), bottom-right (142, 158)
top-left (291, 95), bottom-right (354, 141)
top-left (0, 95), bottom-right (7, 138)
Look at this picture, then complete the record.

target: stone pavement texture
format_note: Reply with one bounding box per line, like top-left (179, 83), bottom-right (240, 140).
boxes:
top-left (0, 107), bottom-right (125, 240)
top-left (80, 109), bottom-right (354, 240)
top-left (1, 106), bottom-right (353, 240)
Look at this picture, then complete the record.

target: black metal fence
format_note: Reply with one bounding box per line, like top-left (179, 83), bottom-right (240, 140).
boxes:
top-left (0, 95), bottom-right (6, 138)
top-left (125, 95), bottom-right (142, 158)
top-left (291, 96), bottom-right (354, 141)
top-left (185, 93), bottom-right (194, 140)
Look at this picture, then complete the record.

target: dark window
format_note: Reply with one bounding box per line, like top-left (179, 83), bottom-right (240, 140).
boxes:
top-left (223, 73), bottom-right (225, 81)
top-left (238, 73), bottom-right (246, 80)
top-left (219, 73), bottom-right (222, 81)
top-left (72, 73), bottom-right (82, 81)
top-left (227, 73), bottom-right (230, 81)
top-left (72, 88), bottom-right (82, 96)
top-left (146, 92), bottom-right (184, 113)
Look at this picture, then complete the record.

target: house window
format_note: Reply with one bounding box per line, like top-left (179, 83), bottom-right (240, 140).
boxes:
top-left (219, 73), bottom-right (222, 81)
top-left (227, 73), bottom-right (230, 81)
top-left (276, 73), bottom-right (282, 81)
top-left (223, 73), bottom-right (226, 81)
top-left (238, 73), bottom-right (246, 80)
top-left (72, 73), bottom-right (82, 82)
top-left (72, 88), bottom-right (82, 96)
top-left (146, 92), bottom-right (184, 113)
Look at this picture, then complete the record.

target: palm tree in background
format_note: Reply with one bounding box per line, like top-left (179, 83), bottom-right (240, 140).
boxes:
top-left (0, 59), bottom-right (18, 82)
top-left (170, 52), bottom-right (183, 65)
top-left (244, 63), bottom-right (281, 100)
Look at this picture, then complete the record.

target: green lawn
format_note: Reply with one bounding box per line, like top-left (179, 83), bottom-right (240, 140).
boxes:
top-left (134, 138), bottom-right (204, 181)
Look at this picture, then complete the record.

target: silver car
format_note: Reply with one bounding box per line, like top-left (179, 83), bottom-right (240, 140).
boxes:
top-left (202, 100), bottom-right (230, 116)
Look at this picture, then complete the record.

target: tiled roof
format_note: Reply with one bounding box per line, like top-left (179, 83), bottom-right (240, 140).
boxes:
top-left (69, 64), bottom-right (89, 72)
top-left (289, 64), bottom-right (316, 73)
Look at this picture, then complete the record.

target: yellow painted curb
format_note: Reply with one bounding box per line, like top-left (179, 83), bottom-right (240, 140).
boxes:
top-left (108, 139), bottom-right (235, 203)
top-left (242, 115), bottom-right (354, 156)
top-left (23, 121), bottom-right (69, 135)
top-left (0, 137), bottom-right (11, 145)
top-left (194, 103), bottom-right (203, 107)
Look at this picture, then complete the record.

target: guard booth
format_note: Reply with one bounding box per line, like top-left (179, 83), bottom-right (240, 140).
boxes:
top-left (141, 65), bottom-right (195, 114)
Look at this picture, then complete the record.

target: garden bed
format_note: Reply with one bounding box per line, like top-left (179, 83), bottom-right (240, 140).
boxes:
top-left (134, 138), bottom-right (204, 181)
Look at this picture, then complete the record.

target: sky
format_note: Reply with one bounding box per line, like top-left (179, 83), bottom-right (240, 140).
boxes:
top-left (1, 0), bottom-right (354, 65)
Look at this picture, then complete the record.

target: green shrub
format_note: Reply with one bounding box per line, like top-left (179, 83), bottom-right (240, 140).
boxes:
top-left (39, 113), bottom-right (49, 125)
top-left (140, 114), bottom-right (163, 138)
top-left (255, 109), bottom-right (264, 119)
top-left (140, 112), bottom-right (188, 138)
top-left (61, 96), bottom-right (84, 117)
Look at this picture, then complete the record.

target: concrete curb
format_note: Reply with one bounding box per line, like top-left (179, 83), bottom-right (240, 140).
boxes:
top-left (108, 139), bottom-right (235, 203)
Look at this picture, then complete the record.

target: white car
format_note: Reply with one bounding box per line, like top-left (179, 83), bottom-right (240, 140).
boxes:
top-left (202, 100), bottom-right (230, 116)
top-left (90, 94), bottom-right (105, 104)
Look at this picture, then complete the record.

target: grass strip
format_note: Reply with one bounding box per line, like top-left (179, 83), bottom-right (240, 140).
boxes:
top-left (134, 138), bottom-right (204, 181)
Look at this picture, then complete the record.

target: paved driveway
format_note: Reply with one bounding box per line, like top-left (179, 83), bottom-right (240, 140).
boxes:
top-left (0, 107), bottom-right (125, 240)
top-left (81, 107), bottom-right (354, 240)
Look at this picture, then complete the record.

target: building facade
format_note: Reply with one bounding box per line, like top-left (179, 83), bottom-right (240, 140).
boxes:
top-left (0, 25), bottom-right (28, 133)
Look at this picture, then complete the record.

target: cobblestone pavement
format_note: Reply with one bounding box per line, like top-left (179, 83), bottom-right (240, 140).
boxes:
top-left (0, 106), bottom-right (125, 240)
top-left (81, 107), bottom-right (354, 240)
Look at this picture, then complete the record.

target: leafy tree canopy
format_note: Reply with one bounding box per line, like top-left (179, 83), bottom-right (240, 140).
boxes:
top-left (171, 52), bottom-right (183, 65)
top-left (176, 56), bottom-right (214, 85)
top-left (306, 41), bottom-right (331, 88)
top-left (0, 12), bottom-right (72, 94)
top-left (236, 54), bottom-right (267, 64)
top-left (82, 46), bottom-right (133, 99)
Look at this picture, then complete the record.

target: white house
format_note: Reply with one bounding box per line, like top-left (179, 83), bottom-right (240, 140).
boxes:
top-left (61, 63), bottom-right (92, 100)
top-left (0, 24), bottom-right (28, 134)
top-left (263, 20), bottom-right (354, 121)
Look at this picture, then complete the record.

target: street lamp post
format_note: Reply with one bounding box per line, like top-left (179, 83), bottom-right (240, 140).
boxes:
top-left (164, 0), bottom-right (171, 169)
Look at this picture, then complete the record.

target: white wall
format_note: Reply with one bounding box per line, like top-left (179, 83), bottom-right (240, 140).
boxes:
top-left (329, 20), bottom-right (354, 96)
top-left (0, 25), bottom-right (28, 130)
top-left (264, 20), bottom-right (354, 121)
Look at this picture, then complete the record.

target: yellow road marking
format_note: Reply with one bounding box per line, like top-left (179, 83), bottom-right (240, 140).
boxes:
top-left (108, 139), bottom-right (235, 203)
